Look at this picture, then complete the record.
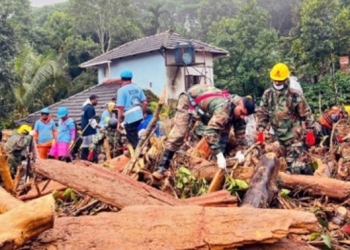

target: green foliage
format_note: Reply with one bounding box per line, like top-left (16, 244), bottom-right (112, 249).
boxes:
top-left (69, 0), bottom-right (142, 53)
top-left (175, 166), bottom-right (208, 199)
top-left (279, 188), bottom-right (291, 198)
top-left (63, 188), bottom-right (78, 201)
top-left (208, 0), bottom-right (279, 98)
top-left (301, 71), bottom-right (350, 115)
top-left (321, 234), bottom-right (332, 249)
top-left (224, 176), bottom-right (249, 195)
top-left (290, 0), bottom-right (350, 78)
top-left (13, 46), bottom-right (69, 118)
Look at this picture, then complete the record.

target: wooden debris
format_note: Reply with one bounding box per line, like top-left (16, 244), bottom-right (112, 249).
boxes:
top-left (185, 190), bottom-right (237, 207)
top-left (0, 154), bottom-right (13, 192)
top-left (25, 206), bottom-right (320, 250)
top-left (18, 180), bottom-right (66, 201)
top-left (34, 159), bottom-right (184, 209)
top-left (245, 238), bottom-right (318, 250)
top-left (242, 153), bottom-right (279, 208)
top-left (0, 195), bottom-right (55, 249)
top-left (0, 187), bottom-right (23, 214)
top-left (207, 168), bottom-right (225, 193)
top-left (278, 172), bottom-right (350, 200)
top-left (332, 206), bottom-right (348, 225)
top-left (123, 86), bottom-right (166, 175)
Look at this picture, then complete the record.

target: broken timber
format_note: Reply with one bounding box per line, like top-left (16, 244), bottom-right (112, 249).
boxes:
top-left (24, 205), bottom-right (320, 250)
top-left (0, 186), bottom-right (23, 214)
top-left (0, 195), bottom-right (55, 249)
top-left (242, 153), bottom-right (280, 207)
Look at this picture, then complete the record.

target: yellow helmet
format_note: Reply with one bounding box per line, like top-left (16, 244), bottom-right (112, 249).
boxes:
top-left (18, 124), bottom-right (32, 135)
top-left (270, 63), bottom-right (290, 81)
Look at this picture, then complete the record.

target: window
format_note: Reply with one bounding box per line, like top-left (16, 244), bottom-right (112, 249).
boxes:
top-left (185, 75), bottom-right (202, 90)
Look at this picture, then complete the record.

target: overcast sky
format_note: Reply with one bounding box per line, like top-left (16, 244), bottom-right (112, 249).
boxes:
top-left (30, 0), bottom-right (67, 7)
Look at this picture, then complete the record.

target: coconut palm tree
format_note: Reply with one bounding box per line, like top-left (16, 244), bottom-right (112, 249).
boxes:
top-left (13, 46), bottom-right (70, 118)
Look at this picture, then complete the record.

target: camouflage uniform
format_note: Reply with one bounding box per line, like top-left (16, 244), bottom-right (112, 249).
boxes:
top-left (88, 129), bottom-right (123, 163)
top-left (256, 83), bottom-right (315, 173)
top-left (193, 94), bottom-right (247, 153)
top-left (4, 131), bottom-right (33, 177)
top-left (166, 84), bottom-right (245, 155)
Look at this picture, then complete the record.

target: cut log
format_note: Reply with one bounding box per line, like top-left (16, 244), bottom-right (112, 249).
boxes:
top-left (0, 186), bottom-right (23, 214)
top-left (0, 195), bottom-right (55, 249)
top-left (18, 180), bottom-right (66, 201)
top-left (242, 153), bottom-right (280, 208)
top-left (187, 137), bottom-right (212, 158)
top-left (25, 205), bottom-right (320, 250)
top-left (185, 190), bottom-right (237, 207)
top-left (34, 159), bottom-right (184, 209)
top-left (278, 172), bottom-right (350, 200)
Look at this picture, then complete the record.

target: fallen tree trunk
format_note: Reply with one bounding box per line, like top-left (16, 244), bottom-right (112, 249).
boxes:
top-left (0, 186), bottom-right (23, 214)
top-left (0, 195), bottom-right (55, 249)
top-left (245, 238), bottom-right (318, 250)
top-left (185, 190), bottom-right (237, 207)
top-left (34, 159), bottom-right (184, 209)
top-left (242, 153), bottom-right (280, 208)
top-left (278, 172), bottom-right (350, 200)
top-left (25, 205), bottom-right (320, 250)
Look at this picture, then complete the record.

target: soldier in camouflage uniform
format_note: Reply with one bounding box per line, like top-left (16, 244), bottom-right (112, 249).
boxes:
top-left (4, 125), bottom-right (35, 177)
top-left (87, 118), bottom-right (124, 163)
top-left (256, 63), bottom-right (319, 175)
top-left (152, 84), bottom-right (256, 179)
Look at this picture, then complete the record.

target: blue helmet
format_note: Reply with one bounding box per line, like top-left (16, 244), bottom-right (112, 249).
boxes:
top-left (120, 70), bottom-right (133, 79)
top-left (40, 107), bottom-right (50, 114)
top-left (57, 107), bottom-right (69, 118)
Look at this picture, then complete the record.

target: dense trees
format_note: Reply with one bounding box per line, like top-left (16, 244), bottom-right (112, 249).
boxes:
top-left (1, 0), bottom-right (350, 126)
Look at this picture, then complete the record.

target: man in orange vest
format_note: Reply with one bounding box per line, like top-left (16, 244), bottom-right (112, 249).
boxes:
top-left (318, 106), bottom-right (346, 147)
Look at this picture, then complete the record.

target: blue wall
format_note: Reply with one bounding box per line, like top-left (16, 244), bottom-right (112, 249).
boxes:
top-left (97, 51), bottom-right (166, 97)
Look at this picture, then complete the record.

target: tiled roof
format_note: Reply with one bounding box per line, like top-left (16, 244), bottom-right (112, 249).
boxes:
top-left (80, 30), bottom-right (229, 68)
top-left (16, 79), bottom-right (122, 126)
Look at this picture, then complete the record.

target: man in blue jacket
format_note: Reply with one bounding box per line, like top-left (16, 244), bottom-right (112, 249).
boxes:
top-left (116, 70), bottom-right (147, 148)
top-left (81, 94), bottom-right (101, 160)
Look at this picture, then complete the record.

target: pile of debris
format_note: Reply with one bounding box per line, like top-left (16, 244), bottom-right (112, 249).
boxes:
top-left (2, 91), bottom-right (350, 249)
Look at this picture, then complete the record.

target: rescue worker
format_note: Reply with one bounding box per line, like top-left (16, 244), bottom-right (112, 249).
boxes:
top-left (48, 107), bottom-right (76, 162)
top-left (33, 108), bottom-right (57, 159)
top-left (152, 84), bottom-right (255, 179)
top-left (87, 118), bottom-right (124, 163)
top-left (100, 102), bottom-right (117, 128)
top-left (256, 63), bottom-right (319, 175)
top-left (116, 70), bottom-right (147, 149)
top-left (317, 106), bottom-right (346, 147)
top-left (4, 124), bottom-right (35, 177)
top-left (137, 108), bottom-right (161, 138)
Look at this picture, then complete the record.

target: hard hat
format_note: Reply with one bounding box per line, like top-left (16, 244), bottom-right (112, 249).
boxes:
top-left (120, 70), bottom-right (133, 79)
top-left (107, 102), bottom-right (116, 112)
top-left (108, 117), bottom-right (118, 129)
top-left (57, 107), bottom-right (69, 118)
top-left (270, 63), bottom-right (290, 81)
top-left (40, 107), bottom-right (50, 114)
top-left (18, 124), bottom-right (32, 135)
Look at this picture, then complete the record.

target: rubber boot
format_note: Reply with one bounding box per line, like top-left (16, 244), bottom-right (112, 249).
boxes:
top-left (152, 149), bottom-right (175, 180)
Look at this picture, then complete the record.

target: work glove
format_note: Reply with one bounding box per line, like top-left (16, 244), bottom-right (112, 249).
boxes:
top-left (338, 136), bottom-right (343, 143)
top-left (256, 128), bottom-right (265, 145)
top-left (305, 130), bottom-right (315, 146)
top-left (87, 150), bottom-right (94, 161)
top-left (234, 150), bottom-right (245, 163)
top-left (216, 152), bottom-right (226, 171)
